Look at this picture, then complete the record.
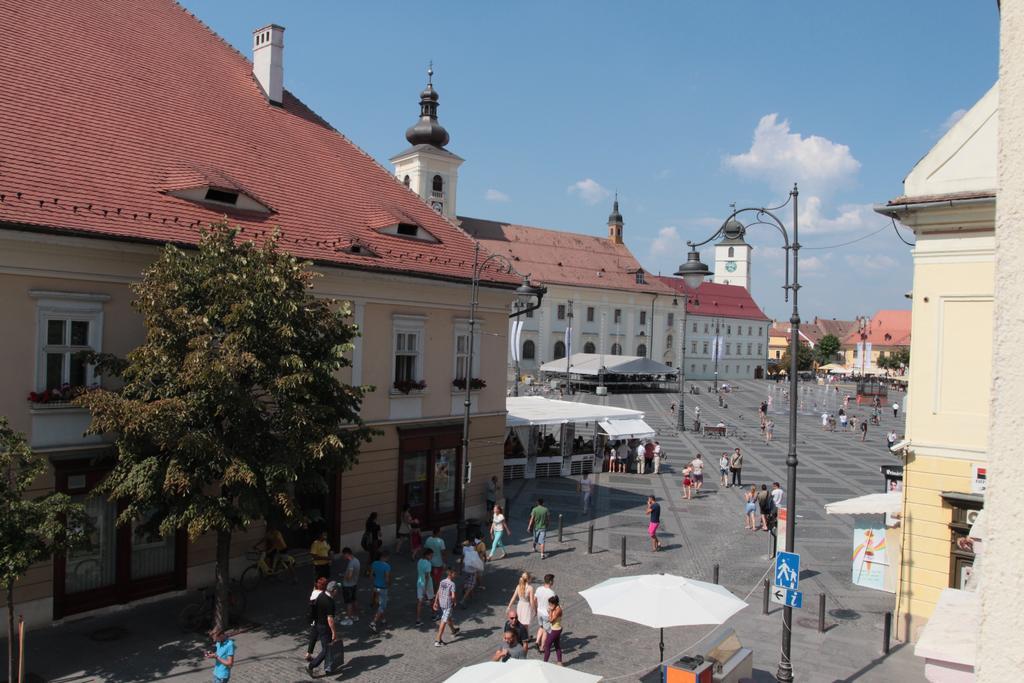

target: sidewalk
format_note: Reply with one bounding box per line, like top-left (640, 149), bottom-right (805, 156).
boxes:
top-left (4, 383), bottom-right (924, 682)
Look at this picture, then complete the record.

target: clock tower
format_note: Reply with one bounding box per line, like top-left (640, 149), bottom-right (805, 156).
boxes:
top-left (391, 65), bottom-right (463, 220)
top-left (712, 218), bottom-right (752, 291)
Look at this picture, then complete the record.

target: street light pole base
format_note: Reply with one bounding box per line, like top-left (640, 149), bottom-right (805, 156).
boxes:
top-left (776, 661), bottom-right (794, 682)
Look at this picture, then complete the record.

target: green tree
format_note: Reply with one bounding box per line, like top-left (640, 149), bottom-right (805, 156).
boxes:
top-left (78, 223), bottom-right (375, 631)
top-left (816, 334), bottom-right (841, 365)
top-left (1, 417), bottom-right (90, 683)
top-left (780, 341), bottom-right (815, 372)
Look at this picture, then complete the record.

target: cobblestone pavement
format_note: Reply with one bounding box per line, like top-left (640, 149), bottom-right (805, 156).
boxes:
top-left (8, 380), bottom-right (922, 682)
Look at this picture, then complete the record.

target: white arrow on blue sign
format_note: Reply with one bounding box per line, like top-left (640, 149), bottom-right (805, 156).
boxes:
top-left (771, 586), bottom-right (803, 609)
top-left (774, 551), bottom-right (800, 590)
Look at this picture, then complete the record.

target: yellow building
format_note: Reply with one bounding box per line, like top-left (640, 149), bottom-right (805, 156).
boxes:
top-left (875, 83), bottom-right (996, 642)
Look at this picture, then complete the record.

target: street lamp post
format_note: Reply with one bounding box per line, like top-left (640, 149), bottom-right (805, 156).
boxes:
top-left (676, 305), bottom-right (687, 431)
top-left (677, 184), bottom-right (801, 682)
top-left (460, 243), bottom-right (546, 548)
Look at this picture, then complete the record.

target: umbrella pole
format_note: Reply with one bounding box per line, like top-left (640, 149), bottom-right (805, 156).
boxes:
top-left (660, 627), bottom-right (665, 662)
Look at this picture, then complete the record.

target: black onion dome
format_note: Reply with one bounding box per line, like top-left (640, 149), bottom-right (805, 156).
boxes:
top-left (608, 198), bottom-right (623, 224)
top-left (405, 68), bottom-right (450, 148)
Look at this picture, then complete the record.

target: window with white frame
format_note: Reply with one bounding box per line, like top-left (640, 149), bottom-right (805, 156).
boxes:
top-left (392, 315), bottom-right (425, 387)
top-left (453, 320), bottom-right (479, 382)
top-left (32, 291), bottom-right (107, 391)
top-left (758, 343), bottom-right (763, 355)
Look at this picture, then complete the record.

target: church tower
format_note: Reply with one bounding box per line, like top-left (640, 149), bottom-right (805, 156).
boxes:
top-left (712, 217), bottom-right (752, 291)
top-left (390, 65), bottom-right (464, 220)
top-left (607, 195), bottom-right (624, 244)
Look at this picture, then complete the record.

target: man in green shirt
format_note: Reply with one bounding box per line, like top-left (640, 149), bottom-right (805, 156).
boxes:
top-left (527, 497), bottom-right (550, 560)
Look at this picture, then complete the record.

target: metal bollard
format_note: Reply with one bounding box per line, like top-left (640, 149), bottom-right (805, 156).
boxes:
top-left (818, 594), bottom-right (826, 633)
top-left (587, 524), bottom-right (594, 554)
top-left (713, 564), bottom-right (720, 585)
top-left (883, 612), bottom-right (892, 654)
top-left (621, 536), bottom-right (627, 567)
top-left (558, 514), bottom-right (564, 543)
top-left (762, 578), bottom-right (770, 615)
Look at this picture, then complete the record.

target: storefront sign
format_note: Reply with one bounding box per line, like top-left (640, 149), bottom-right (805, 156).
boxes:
top-left (972, 464), bottom-right (987, 494)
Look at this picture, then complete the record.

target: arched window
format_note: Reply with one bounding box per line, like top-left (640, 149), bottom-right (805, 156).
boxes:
top-left (432, 174), bottom-right (444, 193)
top-left (522, 340), bottom-right (535, 360)
top-left (554, 341), bottom-right (566, 359)
top-left (728, 246), bottom-right (735, 257)
top-left (636, 343), bottom-right (647, 357)
top-left (611, 343), bottom-right (622, 355)
top-left (403, 175), bottom-right (411, 187)
top-left (583, 341), bottom-right (596, 353)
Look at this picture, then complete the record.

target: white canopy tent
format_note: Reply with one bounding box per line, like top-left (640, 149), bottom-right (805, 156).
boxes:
top-left (539, 353), bottom-right (678, 377)
top-left (506, 396), bottom-right (648, 427)
top-left (824, 492), bottom-right (903, 515)
top-left (598, 418), bottom-right (655, 439)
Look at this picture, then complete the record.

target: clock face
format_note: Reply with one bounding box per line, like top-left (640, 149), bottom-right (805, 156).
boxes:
top-left (725, 261), bottom-right (738, 273)
top-left (431, 201), bottom-right (444, 212)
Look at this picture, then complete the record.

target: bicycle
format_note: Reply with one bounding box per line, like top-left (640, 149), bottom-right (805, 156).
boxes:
top-left (178, 580), bottom-right (246, 632)
top-left (240, 547), bottom-right (296, 590)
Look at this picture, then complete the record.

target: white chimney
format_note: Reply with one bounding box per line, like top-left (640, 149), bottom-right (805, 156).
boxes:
top-left (252, 24), bottom-right (284, 105)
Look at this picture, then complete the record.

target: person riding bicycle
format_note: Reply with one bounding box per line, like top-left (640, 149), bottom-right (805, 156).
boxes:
top-left (257, 526), bottom-right (288, 572)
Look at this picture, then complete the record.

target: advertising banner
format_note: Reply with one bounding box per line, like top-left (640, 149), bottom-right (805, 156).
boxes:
top-left (852, 520), bottom-right (889, 591)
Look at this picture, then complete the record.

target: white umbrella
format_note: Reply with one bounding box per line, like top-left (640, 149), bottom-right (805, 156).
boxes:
top-left (579, 573), bottom-right (748, 662)
top-left (444, 659), bottom-right (602, 683)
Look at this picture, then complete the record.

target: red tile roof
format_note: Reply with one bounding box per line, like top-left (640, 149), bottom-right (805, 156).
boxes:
top-left (0, 0), bottom-right (513, 286)
top-left (770, 317), bottom-right (858, 346)
top-left (842, 310), bottom-right (912, 347)
top-left (459, 216), bottom-right (676, 294)
top-left (656, 277), bottom-right (770, 322)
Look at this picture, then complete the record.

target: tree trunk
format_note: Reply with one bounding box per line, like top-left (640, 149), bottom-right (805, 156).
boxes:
top-left (7, 584), bottom-right (17, 683)
top-left (214, 528), bottom-right (232, 633)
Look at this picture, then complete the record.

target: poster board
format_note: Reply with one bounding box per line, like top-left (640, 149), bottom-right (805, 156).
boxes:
top-left (852, 519), bottom-right (892, 592)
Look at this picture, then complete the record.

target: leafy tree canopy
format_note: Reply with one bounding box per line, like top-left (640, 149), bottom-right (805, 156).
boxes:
top-left (816, 334), bottom-right (841, 364)
top-left (780, 340), bottom-right (815, 372)
top-left (78, 223), bottom-right (376, 542)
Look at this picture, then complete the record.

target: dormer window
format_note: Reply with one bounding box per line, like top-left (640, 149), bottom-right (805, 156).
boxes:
top-left (635, 270), bottom-right (646, 285)
top-left (165, 185), bottom-right (272, 214)
top-left (403, 175), bottom-right (411, 187)
top-left (378, 222), bottom-right (440, 243)
top-left (204, 188), bottom-right (239, 205)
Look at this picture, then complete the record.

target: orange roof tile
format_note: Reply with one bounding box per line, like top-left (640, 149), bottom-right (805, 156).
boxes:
top-left (656, 277), bottom-right (770, 322)
top-left (843, 310), bottom-right (912, 347)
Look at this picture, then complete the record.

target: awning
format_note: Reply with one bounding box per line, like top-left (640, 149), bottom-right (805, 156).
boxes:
top-left (539, 353), bottom-right (678, 377)
top-left (824, 492), bottom-right (902, 515)
top-left (506, 396), bottom-right (645, 427)
top-left (598, 418), bottom-right (656, 439)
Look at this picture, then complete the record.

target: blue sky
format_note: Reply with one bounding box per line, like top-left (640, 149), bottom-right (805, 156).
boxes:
top-left (182, 1), bottom-right (998, 321)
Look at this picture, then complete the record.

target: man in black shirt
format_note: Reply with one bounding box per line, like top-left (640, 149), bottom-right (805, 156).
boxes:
top-left (503, 609), bottom-right (529, 657)
top-left (646, 495), bottom-right (662, 552)
top-left (307, 578), bottom-right (340, 677)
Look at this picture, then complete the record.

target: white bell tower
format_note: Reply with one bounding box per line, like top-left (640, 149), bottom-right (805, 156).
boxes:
top-left (390, 65), bottom-right (463, 220)
top-left (712, 225), bottom-right (752, 291)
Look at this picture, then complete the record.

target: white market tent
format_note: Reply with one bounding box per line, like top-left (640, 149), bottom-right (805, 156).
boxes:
top-left (824, 492), bottom-right (902, 516)
top-left (539, 353), bottom-right (678, 377)
top-left (507, 396), bottom-right (651, 433)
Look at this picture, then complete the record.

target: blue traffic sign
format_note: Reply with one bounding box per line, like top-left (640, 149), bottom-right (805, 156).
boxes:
top-left (774, 551), bottom-right (800, 590)
top-left (771, 586), bottom-right (803, 609)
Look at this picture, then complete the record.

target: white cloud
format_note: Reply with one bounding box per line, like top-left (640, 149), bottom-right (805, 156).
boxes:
top-left (567, 178), bottom-right (611, 205)
top-left (725, 114), bottom-right (860, 196)
top-left (798, 197), bottom-right (876, 234)
top-left (940, 108), bottom-right (968, 133)
top-left (651, 226), bottom-right (685, 256)
top-left (484, 188), bottom-right (510, 202)
top-left (843, 253), bottom-right (899, 271)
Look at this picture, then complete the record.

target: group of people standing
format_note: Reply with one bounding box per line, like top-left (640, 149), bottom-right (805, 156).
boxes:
top-left (606, 439), bottom-right (664, 474)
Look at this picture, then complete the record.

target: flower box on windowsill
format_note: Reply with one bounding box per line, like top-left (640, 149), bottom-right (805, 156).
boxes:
top-left (451, 378), bottom-right (486, 391)
top-left (391, 379), bottom-right (427, 396)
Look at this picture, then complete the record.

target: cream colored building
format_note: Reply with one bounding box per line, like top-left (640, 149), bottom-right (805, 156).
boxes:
top-left (874, 82), bottom-right (996, 647)
top-left (0, 4), bottom-right (513, 631)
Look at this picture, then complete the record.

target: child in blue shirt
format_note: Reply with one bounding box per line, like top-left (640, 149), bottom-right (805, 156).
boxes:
top-left (205, 629), bottom-right (234, 682)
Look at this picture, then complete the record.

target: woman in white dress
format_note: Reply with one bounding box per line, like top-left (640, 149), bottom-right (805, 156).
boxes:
top-left (507, 571), bottom-right (536, 628)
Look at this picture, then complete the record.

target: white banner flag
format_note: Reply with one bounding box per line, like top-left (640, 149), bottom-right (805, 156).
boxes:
top-left (712, 335), bottom-right (723, 362)
top-left (564, 326), bottom-right (573, 358)
top-left (864, 342), bottom-right (873, 368)
top-left (509, 319), bottom-right (524, 362)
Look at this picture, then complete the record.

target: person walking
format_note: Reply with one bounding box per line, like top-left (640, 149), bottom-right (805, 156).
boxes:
top-left (860, 418), bottom-right (868, 442)
top-left (887, 429), bottom-right (898, 452)
top-left (765, 418), bottom-right (775, 443)
top-left (652, 441), bottom-right (663, 474)
top-left (744, 485), bottom-right (758, 530)
top-left (528, 498), bottom-right (550, 560)
top-left (503, 609), bottom-right (530, 657)
top-left (534, 574), bottom-right (556, 651)
top-left (771, 482), bottom-right (785, 509)
top-left (461, 539), bottom-right (484, 603)
top-left (489, 504), bottom-right (510, 560)
top-left (369, 550), bottom-right (391, 634)
top-left (821, 411), bottom-right (829, 431)
top-left (361, 512), bottom-right (382, 574)
top-left (681, 464), bottom-right (693, 501)
top-left (689, 454), bottom-right (705, 495)
top-left (394, 504), bottom-right (414, 555)
top-left (508, 572), bottom-right (536, 629)
top-left (473, 535), bottom-right (489, 590)
top-left (206, 628), bottom-right (235, 683)
top-left (757, 485), bottom-right (771, 531)
top-left (493, 629), bottom-right (527, 662)
top-left (636, 440), bottom-right (647, 475)
top-left (306, 578), bottom-right (339, 677)
top-left (433, 567), bottom-right (460, 646)
top-left (423, 527), bottom-right (447, 588)
top-left (646, 495), bottom-right (663, 551)
top-left (409, 515), bottom-right (423, 560)
top-left (617, 440), bottom-right (629, 473)
top-left (893, 401), bottom-right (900, 419)
top-left (729, 448), bottom-right (744, 487)
top-left (577, 472), bottom-right (594, 515)
top-left (719, 452), bottom-right (730, 488)
top-left (338, 547), bottom-right (359, 625)
top-left (542, 595), bottom-right (564, 665)
top-left (486, 476), bottom-right (500, 524)
top-left (415, 548), bottom-right (435, 626)
top-left (302, 580), bottom-right (324, 660)
top-left (310, 530), bottom-right (333, 581)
